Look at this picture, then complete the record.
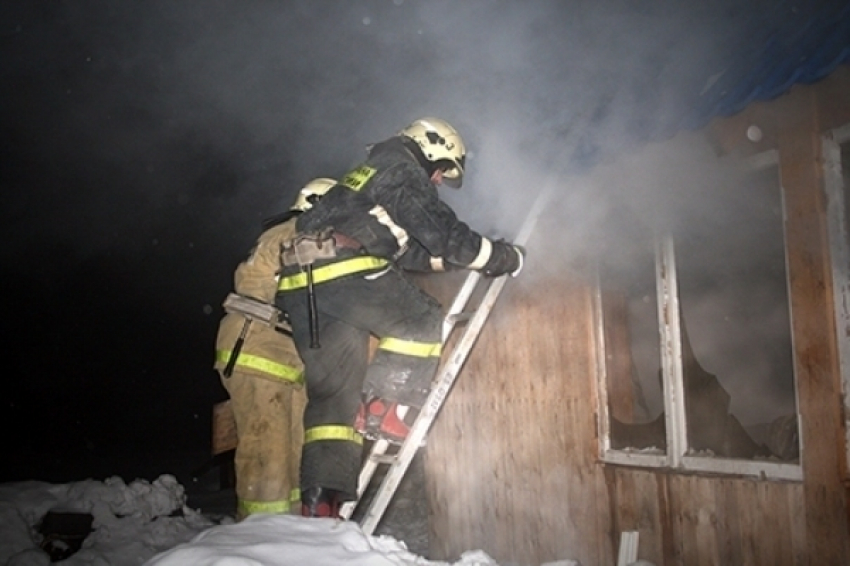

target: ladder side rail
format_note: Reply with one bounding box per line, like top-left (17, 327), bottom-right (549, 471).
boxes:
top-left (359, 273), bottom-right (509, 534)
top-left (514, 184), bottom-right (555, 247)
top-left (354, 103), bottom-right (596, 532)
top-left (339, 437), bottom-right (391, 519)
top-left (442, 270), bottom-right (482, 342)
top-left (340, 269), bottom-right (486, 520)
top-left (355, 182), bottom-right (555, 530)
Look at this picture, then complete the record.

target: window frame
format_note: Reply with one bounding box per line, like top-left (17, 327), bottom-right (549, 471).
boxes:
top-left (595, 149), bottom-right (803, 481)
top-left (824, 123), bottom-right (850, 475)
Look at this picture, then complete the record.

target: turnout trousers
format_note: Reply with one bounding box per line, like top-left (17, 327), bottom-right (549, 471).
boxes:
top-left (279, 266), bottom-right (443, 500)
top-left (219, 369), bottom-right (307, 518)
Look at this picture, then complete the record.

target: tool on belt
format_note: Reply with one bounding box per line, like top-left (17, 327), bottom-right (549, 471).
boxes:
top-left (221, 293), bottom-right (292, 377)
top-left (280, 229), bottom-right (340, 349)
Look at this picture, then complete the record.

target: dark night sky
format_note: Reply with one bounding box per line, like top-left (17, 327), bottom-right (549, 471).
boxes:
top-left (1, 0), bottom-right (839, 481)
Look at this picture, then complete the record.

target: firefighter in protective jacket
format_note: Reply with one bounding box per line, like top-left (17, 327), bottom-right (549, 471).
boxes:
top-left (214, 177), bottom-right (336, 520)
top-left (276, 117), bottom-right (524, 517)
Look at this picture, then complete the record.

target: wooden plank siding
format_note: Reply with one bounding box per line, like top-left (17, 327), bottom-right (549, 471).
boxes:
top-left (779, 117), bottom-right (849, 563)
top-left (422, 67), bottom-right (849, 566)
top-left (710, 66), bottom-right (850, 563)
top-left (599, 468), bottom-right (807, 565)
top-left (423, 273), bottom-right (612, 565)
top-left (422, 269), bottom-right (814, 566)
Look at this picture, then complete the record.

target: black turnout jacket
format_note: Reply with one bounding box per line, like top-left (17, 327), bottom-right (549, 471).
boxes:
top-left (296, 137), bottom-right (497, 272)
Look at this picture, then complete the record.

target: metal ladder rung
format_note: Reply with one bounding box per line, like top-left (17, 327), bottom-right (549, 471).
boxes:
top-left (354, 272), bottom-right (509, 535)
top-left (338, 271), bottom-right (484, 523)
top-left (444, 311), bottom-right (475, 325)
top-left (341, 177), bottom-right (555, 530)
top-left (369, 453), bottom-right (399, 465)
top-left (442, 271), bottom-right (482, 342)
top-left (342, 108), bottom-right (591, 534)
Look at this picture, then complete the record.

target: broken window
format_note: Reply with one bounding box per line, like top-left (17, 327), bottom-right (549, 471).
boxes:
top-left (599, 246), bottom-right (665, 455)
top-left (596, 150), bottom-right (801, 480)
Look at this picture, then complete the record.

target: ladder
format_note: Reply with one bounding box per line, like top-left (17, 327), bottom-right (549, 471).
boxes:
top-left (338, 181), bottom-right (556, 535)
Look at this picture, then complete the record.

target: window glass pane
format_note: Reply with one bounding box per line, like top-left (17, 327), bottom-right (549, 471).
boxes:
top-left (600, 241), bottom-right (666, 454)
top-left (674, 165), bottom-right (798, 462)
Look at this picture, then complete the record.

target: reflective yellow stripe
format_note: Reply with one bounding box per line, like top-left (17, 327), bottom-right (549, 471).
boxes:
top-left (340, 165), bottom-right (377, 191)
top-left (238, 497), bottom-right (291, 515)
top-left (216, 350), bottom-right (304, 384)
top-left (278, 256), bottom-right (389, 291)
top-left (290, 487), bottom-right (301, 504)
top-left (378, 337), bottom-right (442, 358)
top-left (304, 425), bottom-right (363, 445)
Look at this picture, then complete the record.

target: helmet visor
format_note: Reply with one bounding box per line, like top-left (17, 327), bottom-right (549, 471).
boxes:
top-left (438, 154), bottom-right (465, 189)
top-left (441, 167), bottom-right (462, 189)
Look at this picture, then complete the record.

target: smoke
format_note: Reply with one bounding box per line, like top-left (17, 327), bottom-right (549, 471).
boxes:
top-left (0, 0), bottom-right (806, 447)
top-left (1, 0), bottom-right (751, 257)
top-left (577, 130), bottom-right (798, 427)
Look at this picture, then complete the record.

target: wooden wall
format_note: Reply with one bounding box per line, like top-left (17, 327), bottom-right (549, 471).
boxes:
top-left (708, 65), bottom-right (850, 565)
top-left (422, 66), bottom-right (850, 565)
top-left (423, 269), bottom-right (813, 566)
top-left (423, 271), bottom-right (613, 566)
top-left (605, 468), bottom-right (807, 565)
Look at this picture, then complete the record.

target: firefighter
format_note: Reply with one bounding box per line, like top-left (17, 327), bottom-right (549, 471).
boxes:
top-left (276, 117), bottom-right (524, 517)
top-left (214, 177), bottom-right (336, 520)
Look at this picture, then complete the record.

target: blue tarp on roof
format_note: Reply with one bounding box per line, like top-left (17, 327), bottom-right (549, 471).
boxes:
top-left (562, 0), bottom-right (850, 172)
top-left (679, 0), bottom-right (850, 131)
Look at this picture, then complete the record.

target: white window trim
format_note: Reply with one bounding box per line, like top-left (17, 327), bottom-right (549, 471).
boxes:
top-left (824, 123), bottom-right (850, 475)
top-left (657, 235), bottom-right (688, 470)
top-left (596, 149), bottom-right (802, 482)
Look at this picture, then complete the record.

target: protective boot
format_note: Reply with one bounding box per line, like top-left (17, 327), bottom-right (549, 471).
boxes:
top-left (301, 486), bottom-right (343, 518)
top-left (354, 398), bottom-right (416, 445)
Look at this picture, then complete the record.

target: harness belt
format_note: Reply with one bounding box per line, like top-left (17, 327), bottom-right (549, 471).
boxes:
top-left (279, 230), bottom-right (385, 348)
top-left (278, 256), bottom-right (389, 291)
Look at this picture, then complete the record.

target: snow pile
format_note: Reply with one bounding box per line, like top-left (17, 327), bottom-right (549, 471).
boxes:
top-left (147, 514), bottom-right (502, 566)
top-left (0, 474), bottom-right (603, 566)
top-left (0, 474), bottom-right (217, 565)
top-left (0, 475), bottom-right (506, 566)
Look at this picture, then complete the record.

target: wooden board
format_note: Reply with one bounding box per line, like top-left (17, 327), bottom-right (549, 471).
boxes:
top-left (425, 274), bottom-right (610, 565)
top-left (211, 399), bottom-right (237, 455)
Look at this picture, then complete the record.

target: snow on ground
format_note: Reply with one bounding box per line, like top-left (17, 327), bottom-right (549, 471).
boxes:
top-left (0, 475), bottom-right (214, 565)
top-left (148, 514), bottom-right (502, 566)
top-left (0, 474), bottom-right (585, 566)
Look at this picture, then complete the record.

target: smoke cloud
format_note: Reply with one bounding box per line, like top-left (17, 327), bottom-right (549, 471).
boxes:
top-left (1, 0), bottom-right (752, 256)
top-left (0, 0), bottom-right (808, 452)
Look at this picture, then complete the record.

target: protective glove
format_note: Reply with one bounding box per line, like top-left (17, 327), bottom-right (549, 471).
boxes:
top-left (481, 240), bottom-right (525, 277)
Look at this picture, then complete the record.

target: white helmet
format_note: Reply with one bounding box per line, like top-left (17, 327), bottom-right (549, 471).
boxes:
top-left (399, 117), bottom-right (466, 188)
top-left (290, 177), bottom-right (337, 211)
